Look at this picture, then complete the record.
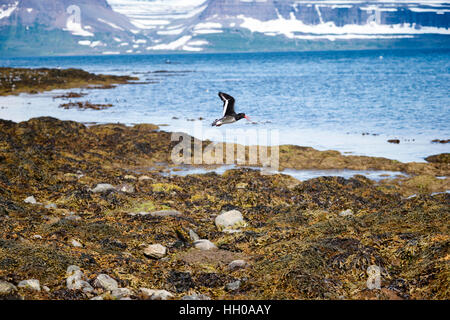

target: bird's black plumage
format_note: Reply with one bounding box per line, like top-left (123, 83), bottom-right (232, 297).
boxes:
top-left (218, 92), bottom-right (236, 116)
top-left (212, 92), bottom-right (249, 127)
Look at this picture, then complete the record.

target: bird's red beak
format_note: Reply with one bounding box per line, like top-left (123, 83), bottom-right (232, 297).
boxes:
top-left (244, 115), bottom-right (251, 121)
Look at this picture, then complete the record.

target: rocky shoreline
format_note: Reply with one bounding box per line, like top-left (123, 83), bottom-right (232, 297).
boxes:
top-left (0, 68), bottom-right (138, 96)
top-left (0, 117), bottom-right (448, 300)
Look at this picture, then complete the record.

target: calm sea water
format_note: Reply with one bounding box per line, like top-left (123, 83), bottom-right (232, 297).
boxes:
top-left (0, 49), bottom-right (449, 162)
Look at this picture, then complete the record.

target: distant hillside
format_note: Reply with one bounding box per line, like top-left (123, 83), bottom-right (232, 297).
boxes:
top-left (0, 0), bottom-right (449, 56)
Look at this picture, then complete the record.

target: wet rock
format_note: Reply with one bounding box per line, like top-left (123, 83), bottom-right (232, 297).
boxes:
top-left (189, 229), bottom-right (200, 242)
top-left (24, 196), bottom-right (37, 204)
top-left (215, 210), bottom-right (246, 231)
top-left (181, 294), bottom-right (211, 300)
top-left (93, 274), bottom-right (119, 291)
top-left (90, 183), bottom-right (115, 193)
top-left (150, 210), bottom-right (182, 217)
top-left (431, 139), bottom-right (449, 144)
top-left (339, 209), bottom-right (353, 217)
top-left (144, 244), bottom-right (167, 259)
top-left (18, 279), bottom-right (41, 292)
top-left (228, 260), bottom-right (249, 271)
top-left (111, 288), bottom-right (132, 299)
top-left (225, 280), bottom-right (241, 291)
top-left (194, 239), bottom-right (217, 250)
top-left (0, 281), bottom-right (17, 296)
top-left (140, 288), bottom-right (173, 300)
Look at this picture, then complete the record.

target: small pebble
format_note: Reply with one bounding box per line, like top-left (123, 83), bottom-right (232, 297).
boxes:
top-left (93, 274), bottom-right (119, 291)
top-left (188, 229), bottom-right (200, 241)
top-left (225, 280), bottom-right (241, 291)
top-left (24, 196), bottom-right (37, 204)
top-left (0, 281), bottom-right (17, 295)
top-left (228, 260), bottom-right (249, 270)
top-left (181, 294), bottom-right (211, 300)
top-left (143, 244), bottom-right (167, 259)
top-left (111, 288), bottom-right (132, 299)
top-left (90, 183), bottom-right (115, 193)
top-left (193, 239), bottom-right (217, 250)
top-left (71, 239), bottom-right (83, 247)
top-left (18, 279), bottom-right (41, 292)
top-left (140, 288), bottom-right (173, 300)
top-left (339, 209), bottom-right (353, 217)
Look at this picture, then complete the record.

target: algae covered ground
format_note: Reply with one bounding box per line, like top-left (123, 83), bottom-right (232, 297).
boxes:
top-left (0, 68), bottom-right (138, 96)
top-left (0, 117), bottom-right (448, 300)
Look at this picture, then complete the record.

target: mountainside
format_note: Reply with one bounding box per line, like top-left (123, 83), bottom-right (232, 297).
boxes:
top-left (1, 0), bottom-right (449, 56)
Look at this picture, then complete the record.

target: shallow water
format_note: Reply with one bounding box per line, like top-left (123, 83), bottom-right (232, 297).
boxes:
top-left (160, 164), bottom-right (408, 182)
top-left (1, 49), bottom-right (449, 162)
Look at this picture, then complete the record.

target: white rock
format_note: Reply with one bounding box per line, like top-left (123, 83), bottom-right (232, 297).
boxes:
top-left (18, 279), bottom-right (41, 292)
top-left (66, 266), bottom-right (94, 293)
top-left (90, 183), bottom-right (115, 193)
top-left (118, 183), bottom-right (135, 193)
top-left (42, 286), bottom-right (50, 293)
top-left (71, 239), bottom-right (83, 247)
top-left (45, 203), bottom-right (57, 209)
top-left (215, 210), bottom-right (246, 231)
top-left (24, 196), bottom-right (37, 204)
top-left (140, 288), bottom-right (173, 300)
top-left (189, 229), bottom-right (200, 241)
top-left (228, 260), bottom-right (249, 270)
top-left (33, 235), bottom-right (43, 239)
top-left (0, 281), bottom-right (17, 295)
top-left (150, 210), bottom-right (182, 217)
top-left (66, 265), bottom-right (81, 276)
top-left (193, 239), bottom-right (217, 250)
top-left (90, 295), bottom-right (104, 300)
top-left (65, 214), bottom-right (82, 221)
top-left (181, 294), bottom-right (211, 300)
top-left (143, 244), bottom-right (167, 259)
top-left (93, 274), bottom-right (119, 291)
top-left (124, 175), bottom-right (137, 181)
top-left (138, 175), bottom-right (151, 181)
top-left (339, 209), bottom-right (353, 217)
top-left (111, 288), bottom-right (133, 299)
top-left (225, 280), bottom-right (241, 291)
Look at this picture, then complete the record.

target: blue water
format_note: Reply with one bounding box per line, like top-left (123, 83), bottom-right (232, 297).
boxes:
top-left (0, 49), bottom-right (449, 162)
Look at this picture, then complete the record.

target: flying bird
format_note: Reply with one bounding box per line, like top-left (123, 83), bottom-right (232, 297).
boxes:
top-left (211, 92), bottom-right (251, 127)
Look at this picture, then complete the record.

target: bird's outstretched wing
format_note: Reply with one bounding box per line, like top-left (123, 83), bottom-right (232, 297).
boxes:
top-left (218, 92), bottom-right (235, 116)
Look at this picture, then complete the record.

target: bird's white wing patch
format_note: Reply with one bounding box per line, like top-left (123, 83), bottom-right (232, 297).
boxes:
top-left (222, 99), bottom-right (228, 117)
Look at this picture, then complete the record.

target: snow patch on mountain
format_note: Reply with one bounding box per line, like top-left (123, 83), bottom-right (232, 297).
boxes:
top-left (0, 1), bottom-right (18, 20)
top-left (65, 19), bottom-right (94, 37)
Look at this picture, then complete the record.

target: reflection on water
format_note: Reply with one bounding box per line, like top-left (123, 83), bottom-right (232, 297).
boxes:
top-left (160, 164), bottom-right (408, 182)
